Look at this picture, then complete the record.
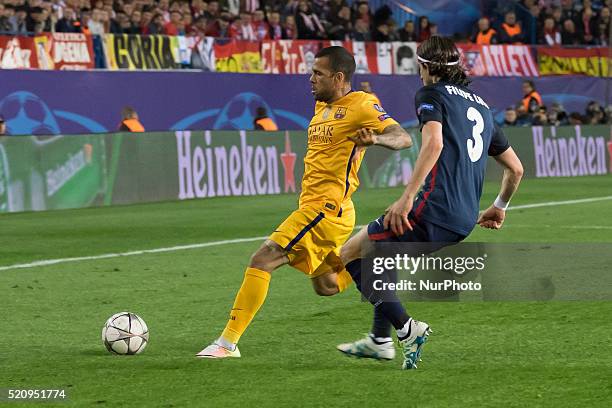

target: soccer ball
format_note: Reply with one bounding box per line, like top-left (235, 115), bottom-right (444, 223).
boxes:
top-left (102, 312), bottom-right (149, 355)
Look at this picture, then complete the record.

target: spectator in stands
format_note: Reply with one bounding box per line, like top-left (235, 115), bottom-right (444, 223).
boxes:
top-left (191, 0), bottom-right (206, 19)
top-left (282, 0), bottom-right (300, 18)
top-left (398, 20), bottom-right (416, 41)
top-left (522, 80), bottom-right (542, 113)
top-left (502, 107), bottom-right (518, 127)
top-left (164, 10), bottom-right (182, 35)
top-left (140, 10), bottom-right (153, 34)
top-left (88, 8), bottom-right (106, 34)
top-left (0, 115), bottom-right (6, 136)
top-left (252, 9), bottom-right (269, 40)
top-left (229, 12), bottom-right (256, 40)
top-left (568, 112), bottom-right (584, 125)
top-left (328, 0), bottom-right (348, 22)
top-left (532, 106), bottom-right (548, 126)
top-left (129, 10), bottom-right (143, 34)
top-left (498, 11), bottom-right (524, 43)
top-left (352, 18), bottom-right (370, 41)
top-left (206, 13), bottom-right (230, 37)
top-left (110, 11), bottom-right (130, 33)
top-left (267, 11), bottom-right (286, 40)
top-left (283, 14), bottom-right (298, 39)
top-left (605, 105), bottom-right (612, 125)
top-left (429, 23), bottom-right (438, 36)
top-left (586, 101), bottom-right (606, 124)
top-left (551, 6), bottom-right (563, 27)
top-left (207, 1), bottom-right (220, 19)
top-left (560, 0), bottom-right (578, 22)
top-left (0, 4), bottom-right (13, 33)
top-left (515, 104), bottom-right (532, 126)
top-left (372, 22), bottom-right (391, 42)
top-left (561, 18), bottom-right (580, 45)
top-left (253, 107), bottom-right (278, 131)
top-left (353, 1), bottom-right (370, 27)
top-left (547, 108), bottom-right (565, 127)
top-left (147, 13), bottom-right (165, 35)
top-left (576, 5), bottom-right (599, 44)
top-left (597, 7), bottom-right (610, 45)
top-left (119, 107), bottom-right (145, 132)
top-left (417, 15), bottom-right (431, 42)
top-left (540, 16), bottom-right (561, 45)
top-left (56, 7), bottom-right (82, 33)
top-left (158, 0), bottom-right (171, 22)
top-left (190, 15), bottom-right (208, 36)
top-left (10, 6), bottom-right (28, 34)
top-left (226, 0), bottom-right (241, 17)
top-left (472, 17), bottom-right (498, 44)
top-left (328, 5), bottom-right (352, 40)
top-left (550, 103), bottom-right (569, 125)
top-left (296, 0), bottom-right (325, 39)
top-left (27, 6), bottom-right (51, 33)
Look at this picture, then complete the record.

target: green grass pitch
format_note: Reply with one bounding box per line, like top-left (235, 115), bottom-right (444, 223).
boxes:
top-left (1, 176), bottom-right (611, 407)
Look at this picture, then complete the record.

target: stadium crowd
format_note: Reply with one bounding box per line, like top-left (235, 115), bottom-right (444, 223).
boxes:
top-left (500, 80), bottom-right (612, 127)
top-left (0, 0), bottom-right (608, 45)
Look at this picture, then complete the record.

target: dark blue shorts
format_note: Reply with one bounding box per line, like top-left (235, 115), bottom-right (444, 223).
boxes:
top-left (367, 213), bottom-right (466, 244)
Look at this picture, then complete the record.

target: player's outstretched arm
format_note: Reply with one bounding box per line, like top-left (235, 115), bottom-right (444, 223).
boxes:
top-left (383, 121), bottom-right (443, 235)
top-left (478, 147), bottom-right (524, 229)
top-left (348, 125), bottom-right (412, 150)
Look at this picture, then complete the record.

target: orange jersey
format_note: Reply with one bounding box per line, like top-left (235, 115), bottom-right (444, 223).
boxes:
top-left (299, 91), bottom-right (399, 215)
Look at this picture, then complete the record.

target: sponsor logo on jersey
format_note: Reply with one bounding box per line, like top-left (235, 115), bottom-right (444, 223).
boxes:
top-left (378, 114), bottom-right (391, 121)
top-left (417, 103), bottom-right (435, 115)
top-left (334, 107), bottom-right (347, 119)
top-left (373, 103), bottom-right (386, 113)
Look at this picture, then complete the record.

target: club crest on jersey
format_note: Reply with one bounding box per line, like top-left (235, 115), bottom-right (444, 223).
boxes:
top-left (417, 103), bottom-right (434, 115)
top-left (322, 106), bottom-right (332, 120)
top-left (373, 104), bottom-right (386, 113)
top-left (334, 107), bottom-right (347, 119)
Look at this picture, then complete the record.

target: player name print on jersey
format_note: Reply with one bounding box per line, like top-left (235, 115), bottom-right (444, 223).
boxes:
top-left (444, 85), bottom-right (490, 109)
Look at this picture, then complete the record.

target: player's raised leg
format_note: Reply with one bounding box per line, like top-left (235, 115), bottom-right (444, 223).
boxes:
top-left (196, 240), bottom-right (288, 358)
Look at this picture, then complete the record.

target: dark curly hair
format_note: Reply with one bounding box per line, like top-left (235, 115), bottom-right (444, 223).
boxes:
top-left (416, 36), bottom-right (470, 86)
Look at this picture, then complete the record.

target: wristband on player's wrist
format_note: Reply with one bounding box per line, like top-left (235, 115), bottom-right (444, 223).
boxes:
top-left (493, 195), bottom-right (509, 211)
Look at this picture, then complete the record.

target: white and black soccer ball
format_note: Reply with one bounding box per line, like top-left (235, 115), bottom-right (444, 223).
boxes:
top-left (102, 312), bottom-right (149, 355)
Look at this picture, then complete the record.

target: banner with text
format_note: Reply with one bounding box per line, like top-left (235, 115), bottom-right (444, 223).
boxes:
top-left (0, 36), bottom-right (39, 69)
top-left (458, 44), bottom-right (539, 77)
top-left (538, 47), bottom-right (610, 77)
top-left (103, 34), bottom-right (181, 70)
top-left (34, 33), bottom-right (95, 70)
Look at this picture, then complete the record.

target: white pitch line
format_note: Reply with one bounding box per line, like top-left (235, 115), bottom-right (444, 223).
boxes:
top-left (508, 195), bottom-right (612, 210)
top-left (1, 195), bottom-right (612, 273)
top-left (0, 236), bottom-right (267, 272)
top-left (505, 224), bottom-right (612, 230)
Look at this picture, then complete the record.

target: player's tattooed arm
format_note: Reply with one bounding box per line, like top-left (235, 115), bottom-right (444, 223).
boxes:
top-left (348, 125), bottom-right (412, 150)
